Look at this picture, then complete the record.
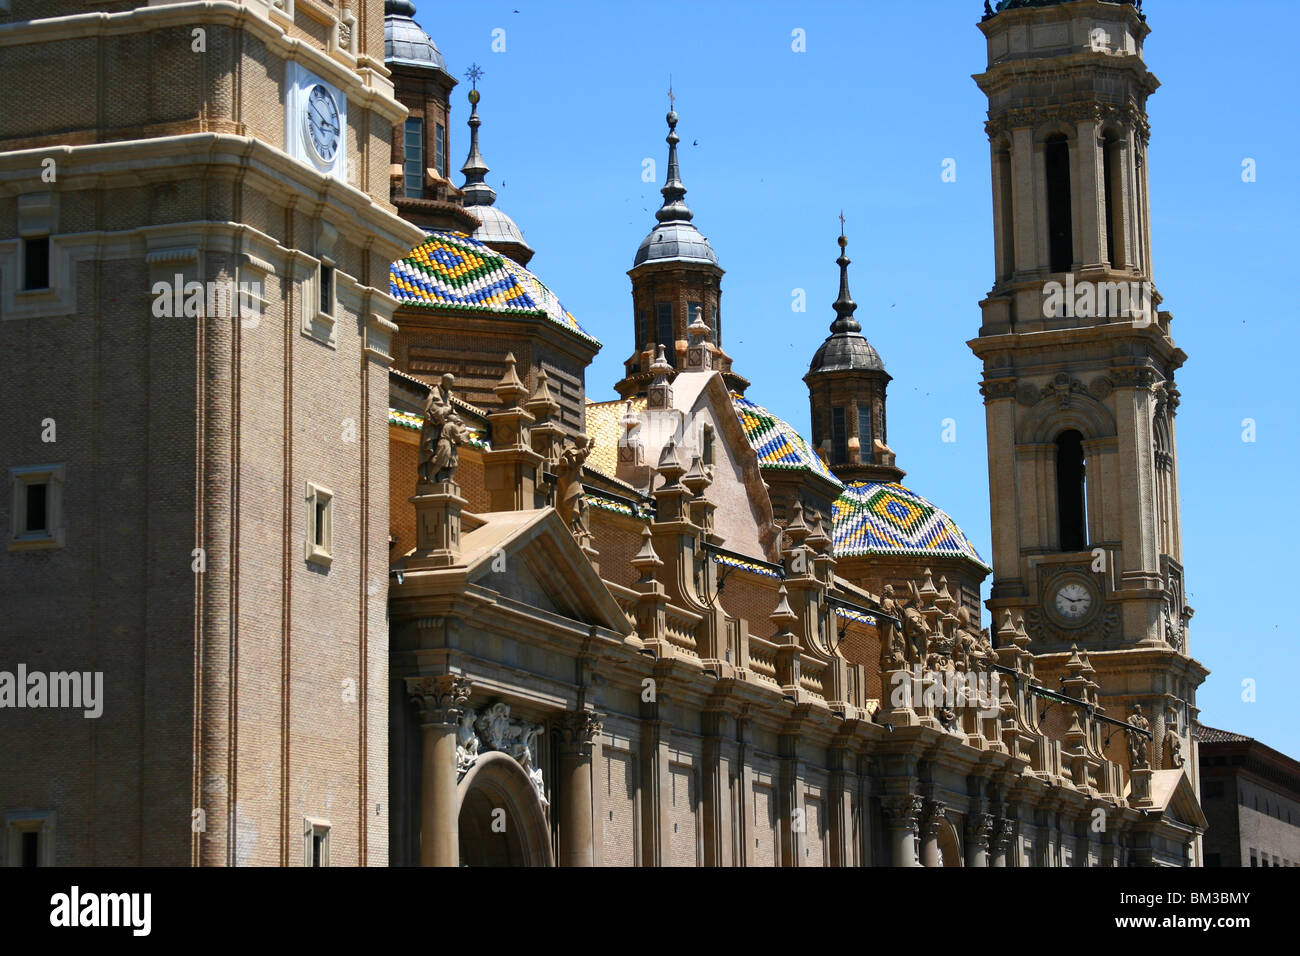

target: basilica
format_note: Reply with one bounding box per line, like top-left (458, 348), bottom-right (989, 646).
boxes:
top-left (0, 0), bottom-right (1206, 867)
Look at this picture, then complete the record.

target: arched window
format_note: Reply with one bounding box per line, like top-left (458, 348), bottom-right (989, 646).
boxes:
top-left (1045, 135), bottom-right (1073, 274)
top-left (1056, 429), bottom-right (1087, 551)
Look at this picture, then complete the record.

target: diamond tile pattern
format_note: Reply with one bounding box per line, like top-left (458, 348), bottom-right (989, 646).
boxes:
top-left (834, 480), bottom-right (988, 567)
top-left (390, 230), bottom-right (599, 345)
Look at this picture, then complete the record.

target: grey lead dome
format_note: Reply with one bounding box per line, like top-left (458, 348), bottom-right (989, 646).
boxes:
top-left (633, 109), bottom-right (718, 268)
top-left (384, 1), bottom-right (449, 73)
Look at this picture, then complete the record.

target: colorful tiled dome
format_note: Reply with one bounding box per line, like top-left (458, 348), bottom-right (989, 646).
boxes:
top-left (731, 393), bottom-right (840, 485)
top-left (833, 480), bottom-right (988, 568)
top-left (390, 230), bottom-right (599, 345)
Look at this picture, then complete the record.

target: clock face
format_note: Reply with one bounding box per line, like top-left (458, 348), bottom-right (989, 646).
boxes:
top-left (304, 84), bottom-right (340, 163)
top-left (1052, 580), bottom-right (1094, 623)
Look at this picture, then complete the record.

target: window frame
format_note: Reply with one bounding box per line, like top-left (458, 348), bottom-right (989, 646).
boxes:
top-left (831, 407), bottom-right (847, 466)
top-left (305, 481), bottom-right (333, 568)
top-left (5, 811), bottom-right (55, 867)
top-left (303, 817), bottom-right (330, 867)
top-left (403, 117), bottom-right (424, 197)
top-left (9, 464), bottom-right (64, 551)
top-left (22, 235), bottom-right (50, 291)
top-left (856, 403), bottom-right (873, 464)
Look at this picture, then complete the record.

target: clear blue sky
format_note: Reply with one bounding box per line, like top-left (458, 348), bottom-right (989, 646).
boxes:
top-left (410, 0), bottom-right (1300, 757)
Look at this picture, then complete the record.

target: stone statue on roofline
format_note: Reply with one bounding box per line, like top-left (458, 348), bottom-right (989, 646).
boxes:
top-left (879, 584), bottom-right (907, 669)
top-left (1127, 704), bottom-right (1151, 769)
top-left (555, 434), bottom-right (596, 540)
top-left (418, 373), bottom-right (463, 487)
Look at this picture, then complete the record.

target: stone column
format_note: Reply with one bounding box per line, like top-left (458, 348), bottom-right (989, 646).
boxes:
top-left (966, 812), bottom-right (994, 868)
top-left (1073, 115), bottom-right (1107, 271)
top-left (920, 799), bottom-right (947, 867)
top-left (881, 794), bottom-right (924, 867)
top-left (557, 709), bottom-right (603, 867)
top-left (405, 675), bottom-right (472, 867)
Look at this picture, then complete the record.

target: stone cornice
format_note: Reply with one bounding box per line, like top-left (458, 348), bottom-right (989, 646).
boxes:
top-left (0, 1), bottom-right (407, 126)
top-left (0, 136), bottom-right (423, 261)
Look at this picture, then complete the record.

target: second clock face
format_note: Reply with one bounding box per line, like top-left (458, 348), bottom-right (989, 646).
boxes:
top-left (304, 84), bottom-right (340, 163)
top-left (1052, 580), bottom-right (1094, 623)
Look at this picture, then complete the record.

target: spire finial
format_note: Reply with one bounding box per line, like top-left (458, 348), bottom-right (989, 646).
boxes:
top-left (460, 64), bottom-right (495, 207)
top-left (830, 222), bottom-right (861, 334)
top-left (656, 95), bottom-right (693, 225)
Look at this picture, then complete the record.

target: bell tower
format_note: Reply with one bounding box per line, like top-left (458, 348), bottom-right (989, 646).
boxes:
top-left (804, 227), bottom-right (903, 484)
top-left (970, 0), bottom-right (1206, 785)
top-left (615, 105), bottom-right (746, 399)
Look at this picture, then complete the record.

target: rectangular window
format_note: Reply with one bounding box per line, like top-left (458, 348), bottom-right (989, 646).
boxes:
top-left (21, 832), bottom-right (38, 868)
top-left (656, 303), bottom-right (674, 366)
top-left (435, 123), bottom-right (447, 178)
top-left (305, 482), bottom-right (333, 567)
top-left (713, 306), bottom-right (721, 346)
top-left (702, 424), bottom-right (715, 468)
top-left (403, 117), bottom-right (424, 197)
top-left (856, 404), bottom-right (873, 463)
top-left (303, 818), bottom-right (330, 867)
top-left (5, 811), bottom-right (54, 866)
top-left (9, 464), bottom-right (64, 551)
top-left (23, 236), bottom-right (50, 290)
top-left (831, 407), bottom-right (847, 465)
top-left (25, 481), bottom-right (47, 533)
top-left (319, 263), bottom-right (334, 316)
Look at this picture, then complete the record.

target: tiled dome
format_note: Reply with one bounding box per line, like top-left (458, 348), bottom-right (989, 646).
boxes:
top-left (833, 480), bottom-right (988, 568)
top-left (390, 230), bottom-right (598, 345)
top-left (732, 393), bottom-right (839, 484)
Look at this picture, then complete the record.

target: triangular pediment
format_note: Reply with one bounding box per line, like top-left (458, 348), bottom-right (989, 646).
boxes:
top-left (459, 507), bottom-right (630, 635)
top-left (1147, 768), bottom-right (1209, 831)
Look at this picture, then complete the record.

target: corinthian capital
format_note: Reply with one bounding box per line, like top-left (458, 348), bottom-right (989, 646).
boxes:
top-left (557, 709), bottom-right (605, 751)
top-left (993, 817), bottom-right (1017, 848)
top-left (921, 799), bottom-right (949, 836)
top-left (881, 794), bottom-right (925, 832)
top-left (405, 674), bottom-right (472, 726)
top-left (967, 812), bottom-right (996, 848)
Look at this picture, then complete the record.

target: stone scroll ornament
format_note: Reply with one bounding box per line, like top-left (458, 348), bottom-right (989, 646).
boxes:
top-left (418, 372), bottom-right (464, 487)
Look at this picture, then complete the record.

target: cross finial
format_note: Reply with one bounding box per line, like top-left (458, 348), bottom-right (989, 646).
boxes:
top-left (839, 209), bottom-right (846, 236)
top-left (465, 63), bottom-right (484, 90)
top-left (667, 76), bottom-right (675, 112)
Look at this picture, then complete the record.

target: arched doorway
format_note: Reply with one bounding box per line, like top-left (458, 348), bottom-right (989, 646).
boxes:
top-left (456, 752), bottom-right (554, 867)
